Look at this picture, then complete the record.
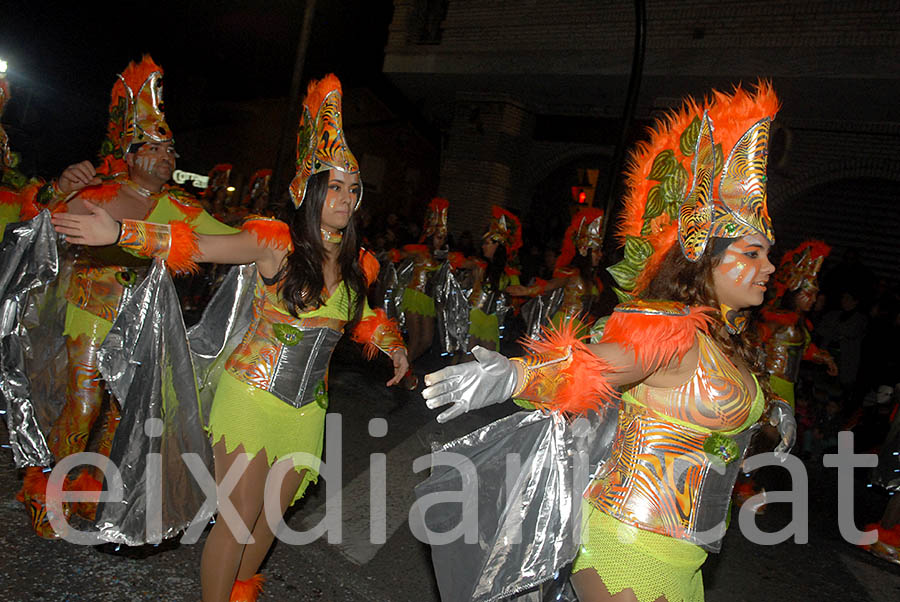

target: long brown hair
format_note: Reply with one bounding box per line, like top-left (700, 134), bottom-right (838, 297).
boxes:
top-left (277, 171), bottom-right (366, 327)
top-left (645, 240), bottom-right (772, 400)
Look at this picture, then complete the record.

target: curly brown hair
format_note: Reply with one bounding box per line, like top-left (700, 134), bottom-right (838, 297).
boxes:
top-left (644, 240), bottom-right (772, 402)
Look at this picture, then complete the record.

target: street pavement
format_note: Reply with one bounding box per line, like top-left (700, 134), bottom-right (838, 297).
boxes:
top-left (3, 339), bottom-right (900, 601)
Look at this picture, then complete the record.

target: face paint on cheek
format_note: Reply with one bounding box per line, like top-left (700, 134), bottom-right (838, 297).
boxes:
top-left (136, 156), bottom-right (157, 173)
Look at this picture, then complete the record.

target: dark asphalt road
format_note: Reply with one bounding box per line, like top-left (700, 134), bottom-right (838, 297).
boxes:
top-left (3, 339), bottom-right (900, 601)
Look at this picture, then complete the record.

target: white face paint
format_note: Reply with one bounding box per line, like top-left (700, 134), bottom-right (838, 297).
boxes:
top-left (135, 155), bottom-right (158, 174)
top-left (712, 234), bottom-right (775, 310)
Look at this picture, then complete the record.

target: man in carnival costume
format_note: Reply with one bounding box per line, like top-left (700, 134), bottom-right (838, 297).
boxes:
top-left (16, 55), bottom-right (236, 539)
top-left (0, 74), bottom-right (42, 241)
top-left (246, 168), bottom-right (273, 217)
top-left (420, 82), bottom-right (797, 602)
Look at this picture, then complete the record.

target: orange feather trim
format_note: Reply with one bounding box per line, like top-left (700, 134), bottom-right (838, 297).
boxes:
top-left (78, 180), bottom-right (122, 203)
top-left (447, 251), bottom-right (467, 269)
top-left (519, 319), bottom-right (618, 416)
top-left (617, 81), bottom-right (779, 296)
top-left (242, 218), bottom-right (291, 250)
top-left (230, 573), bottom-right (265, 602)
top-left (600, 303), bottom-right (713, 371)
top-left (17, 182), bottom-right (42, 220)
top-left (402, 243), bottom-right (430, 256)
top-left (388, 248), bottom-right (404, 263)
top-left (167, 221), bottom-right (200, 275)
top-left (96, 155), bottom-right (128, 178)
top-left (168, 190), bottom-right (203, 220)
top-left (351, 308), bottom-right (400, 360)
top-left (0, 189), bottom-right (19, 206)
top-left (359, 248), bottom-right (380, 286)
top-left (303, 74), bottom-right (342, 123)
top-left (760, 308), bottom-right (800, 327)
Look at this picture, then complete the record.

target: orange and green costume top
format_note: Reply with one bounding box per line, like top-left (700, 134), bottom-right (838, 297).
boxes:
top-left (500, 82), bottom-right (780, 602)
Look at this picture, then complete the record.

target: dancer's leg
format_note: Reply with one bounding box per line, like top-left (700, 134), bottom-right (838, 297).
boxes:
top-left (200, 441), bottom-right (270, 602)
top-left (571, 569), bottom-right (665, 602)
top-left (235, 461), bottom-right (307, 580)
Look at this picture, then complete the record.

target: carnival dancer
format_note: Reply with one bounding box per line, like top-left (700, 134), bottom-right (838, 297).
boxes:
top-left (422, 82), bottom-right (796, 602)
top-left (53, 74), bottom-right (409, 602)
top-left (465, 205), bottom-right (521, 351)
top-left (0, 74), bottom-right (41, 241)
top-left (17, 56), bottom-right (237, 539)
top-left (390, 197), bottom-right (452, 361)
top-left (508, 207), bottom-right (605, 337)
top-left (757, 240), bottom-right (837, 409)
top-left (204, 163), bottom-right (234, 222)
top-left (246, 168), bottom-right (274, 217)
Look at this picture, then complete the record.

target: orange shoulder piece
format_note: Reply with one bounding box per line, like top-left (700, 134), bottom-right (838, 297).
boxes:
top-left (600, 299), bottom-right (713, 371)
top-left (402, 243), bottom-right (430, 256)
top-left (165, 187), bottom-right (203, 220)
top-left (0, 188), bottom-right (18, 207)
top-left (78, 180), bottom-right (122, 203)
top-left (504, 265), bottom-right (521, 277)
top-left (447, 251), bottom-right (467, 269)
top-left (242, 217), bottom-right (291, 250)
top-left (760, 308), bottom-right (800, 327)
top-left (359, 248), bottom-right (380, 286)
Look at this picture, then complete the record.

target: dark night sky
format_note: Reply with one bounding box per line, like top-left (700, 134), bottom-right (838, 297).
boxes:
top-left (0, 1), bottom-right (394, 177)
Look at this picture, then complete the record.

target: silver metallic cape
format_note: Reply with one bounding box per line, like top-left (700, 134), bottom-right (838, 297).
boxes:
top-left (0, 211), bottom-right (61, 467)
top-left (413, 407), bottom-right (618, 602)
top-left (519, 288), bottom-right (564, 340)
top-left (94, 262), bottom-right (256, 545)
top-left (375, 254), bottom-right (414, 331)
top-left (433, 261), bottom-right (469, 354)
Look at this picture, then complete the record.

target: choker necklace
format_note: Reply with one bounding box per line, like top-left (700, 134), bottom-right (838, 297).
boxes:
top-left (126, 180), bottom-right (155, 198)
top-left (320, 228), bottom-right (343, 244)
top-left (720, 303), bottom-right (747, 335)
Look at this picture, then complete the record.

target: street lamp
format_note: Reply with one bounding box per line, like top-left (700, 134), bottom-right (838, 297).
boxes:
top-left (0, 58), bottom-right (8, 75)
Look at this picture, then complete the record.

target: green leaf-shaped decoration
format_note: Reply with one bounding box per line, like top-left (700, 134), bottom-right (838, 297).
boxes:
top-left (314, 381), bottom-right (329, 409)
top-left (648, 149), bottom-right (676, 181)
top-left (665, 199), bottom-right (680, 219)
top-left (589, 315), bottom-right (610, 344)
top-left (640, 220), bottom-right (653, 236)
top-left (680, 116), bottom-right (702, 156)
top-left (273, 323), bottom-right (303, 346)
top-left (661, 165), bottom-right (688, 205)
top-left (642, 185), bottom-right (665, 220)
top-left (703, 432), bottom-right (739, 465)
top-left (607, 260), bottom-right (639, 292)
top-left (612, 287), bottom-right (634, 304)
top-left (623, 235), bottom-right (653, 264)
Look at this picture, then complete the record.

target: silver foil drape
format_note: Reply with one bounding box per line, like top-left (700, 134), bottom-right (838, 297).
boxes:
top-left (413, 406), bottom-right (618, 602)
top-left (0, 211), bottom-right (61, 468)
top-left (433, 261), bottom-right (469, 354)
top-left (95, 263), bottom-right (256, 545)
top-left (519, 288), bottom-right (564, 341)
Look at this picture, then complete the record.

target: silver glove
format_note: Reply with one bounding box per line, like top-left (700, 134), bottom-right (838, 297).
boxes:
top-left (422, 346), bottom-right (520, 423)
top-left (768, 399), bottom-right (796, 462)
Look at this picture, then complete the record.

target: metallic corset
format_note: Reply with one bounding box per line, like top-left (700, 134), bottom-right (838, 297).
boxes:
top-left (408, 250), bottom-right (441, 294)
top-left (225, 276), bottom-right (346, 409)
top-left (585, 333), bottom-right (762, 552)
top-left (763, 321), bottom-right (808, 383)
top-left (557, 272), bottom-right (598, 324)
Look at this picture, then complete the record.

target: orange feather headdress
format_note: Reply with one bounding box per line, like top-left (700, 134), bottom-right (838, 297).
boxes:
top-left (556, 207), bottom-right (605, 270)
top-left (420, 197), bottom-right (450, 242)
top-left (288, 74), bottom-right (360, 209)
top-left (483, 205), bottom-right (523, 255)
top-left (243, 168), bottom-right (273, 207)
top-left (203, 163), bottom-right (233, 200)
top-left (770, 240), bottom-right (831, 302)
top-left (98, 55), bottom-right (172, 176)
top-left (608, 81), bottom-right (780, 300)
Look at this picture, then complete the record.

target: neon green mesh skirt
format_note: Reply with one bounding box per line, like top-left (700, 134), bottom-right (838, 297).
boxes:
top-left (573, 501), bottom-right (707, 602)
top-left (468, 307), bottom-right (500, 349)
top-left (207, 371), bottom-right (326, 506)
top-left (400, 287), bottom-right (436, 317)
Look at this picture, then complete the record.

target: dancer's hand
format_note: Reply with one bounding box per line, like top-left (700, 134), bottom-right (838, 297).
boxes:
top-left (768, 399), bottom-right (796, 462)
top-left (51, 201), bottom-right (120, 246)
top-left (422, 346), bottom-right (520, 423)
top-left (386, 348), bottom-right (410, 387)
top-left (57, 161), bottom-right (101, 195)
